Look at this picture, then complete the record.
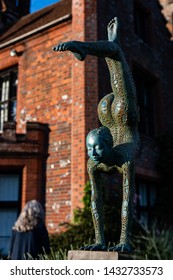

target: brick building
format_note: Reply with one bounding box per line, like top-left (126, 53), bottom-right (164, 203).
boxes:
top-left (0, 0), bottom-right (173, 256)
top-left (159, 0), bottom-right (173, 38)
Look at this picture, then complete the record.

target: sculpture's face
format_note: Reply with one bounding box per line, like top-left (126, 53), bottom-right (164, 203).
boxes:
top-left (86, 133), bottom-right (110, 164)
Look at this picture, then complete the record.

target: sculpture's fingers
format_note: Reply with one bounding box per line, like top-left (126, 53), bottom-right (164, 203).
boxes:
top-left (52, 43), bottom-right (65, 51)
top-left (52, 45), bottom-right (59, 51)
top-left (57, 44), bottom-right (64, 51)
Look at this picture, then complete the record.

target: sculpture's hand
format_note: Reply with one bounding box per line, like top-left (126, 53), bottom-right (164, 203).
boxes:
top-left (109, 243), bottom-right (131, 252)
top-left (80, 243), bottom-right (107, 251)
top-left (53, 41), bottom-right (86, 61)
top-left (53, 42), bottom-right (71, 51)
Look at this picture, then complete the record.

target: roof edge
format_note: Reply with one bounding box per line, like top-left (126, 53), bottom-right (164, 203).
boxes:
top-left (0, 13), bottom-right (72, 49)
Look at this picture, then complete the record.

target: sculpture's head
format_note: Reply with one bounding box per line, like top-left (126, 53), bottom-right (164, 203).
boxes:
top-left (86, 126), bottom-right (113, 164)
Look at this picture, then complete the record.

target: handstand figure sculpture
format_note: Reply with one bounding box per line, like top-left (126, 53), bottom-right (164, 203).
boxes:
top-left (53, 17), bottom-right (140, 252)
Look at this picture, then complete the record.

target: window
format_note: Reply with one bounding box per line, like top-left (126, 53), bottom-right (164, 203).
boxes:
top-left (0, 172), bottom-right (21, 257)
top-left (0, 68), bottom-right (18, 132)
top-left (134, 0), bottom-right (152, 45)
top-left (135, 181), bottom-right (157, 229)
top-left (133, 66), bottom-right (156, 137)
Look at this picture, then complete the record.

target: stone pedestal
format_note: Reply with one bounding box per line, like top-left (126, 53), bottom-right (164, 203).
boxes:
top-left (68, 250), bottom-right (136, 260)
top-left (68, 250), bottom-right (118, 260)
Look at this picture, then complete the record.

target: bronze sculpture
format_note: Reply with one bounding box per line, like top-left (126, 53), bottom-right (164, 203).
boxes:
top-left (53, 17), bottom-right (140, 252)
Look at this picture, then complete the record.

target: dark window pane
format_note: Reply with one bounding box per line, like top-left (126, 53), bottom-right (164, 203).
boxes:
top-left (0, 208), bottom-right (18, 256)
top-left (134, 1), bottom-right (151, 44)
top-left (0, 174), bottom-right (20, 201)
top-left (136, 180), bottom-right (157, 229)
top-left (0, 171), bottom-right (21, 257)
top-left (133, 67), bottom-right (155, 137)
top-left (9, 100), bottom-right (16, 121)
top-left (0, 68), bottom-right (17, 131)
top-left (10, 70), bottom-right (18, 98)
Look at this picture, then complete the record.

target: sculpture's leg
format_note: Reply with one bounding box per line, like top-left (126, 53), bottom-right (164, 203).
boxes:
top-left (53, 40), bottom-right (120, 61)
top-left (81, 162), bottom-right (106, 251)
top-left (109, 161), bottom-right (134, 252)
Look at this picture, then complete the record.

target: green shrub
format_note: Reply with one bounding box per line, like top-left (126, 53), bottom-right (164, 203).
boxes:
top-left (27, 248), bottom-right (68, 260)
top-left (131, 224), bottom-right (173, 259)
top-left (49, 181), bottom-right (95, 252)
top-left (49, 181), bottom-right (121, 252)
top-left (49, 179), bottom-right (173, 259)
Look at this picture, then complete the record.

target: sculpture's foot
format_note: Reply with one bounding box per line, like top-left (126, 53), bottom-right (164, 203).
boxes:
top-left (109, 243), bottom-right (131, 252)
top-left (80, 243), bottom-right (107, 251)
top-left (107, 17), bottom-right (118, 42)
top-left (53, 41), bottom-right (86, 61)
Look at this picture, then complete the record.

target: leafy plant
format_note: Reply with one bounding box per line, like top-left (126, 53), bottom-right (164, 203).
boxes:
top-left (26, 247), bottom-right (69, 260)
top-left (49, 178), bottom-right (173, 260)
top-left (49, 180), bottom-right (121, 253)
top-left (49, 181), bottom-right (95, 252)
top-left (131, 225), bottom-right (173, 260)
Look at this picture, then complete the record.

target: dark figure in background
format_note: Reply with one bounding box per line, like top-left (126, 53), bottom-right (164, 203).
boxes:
top-left (53, 17), bottom-right (140, 252)
top-left (9, 200), bottom-right (50, 260)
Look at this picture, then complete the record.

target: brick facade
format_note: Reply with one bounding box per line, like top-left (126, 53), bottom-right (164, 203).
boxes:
top-left (0, 0), bottom-right (173, 235)
top-left (0, 122), bottom-right (49, 208)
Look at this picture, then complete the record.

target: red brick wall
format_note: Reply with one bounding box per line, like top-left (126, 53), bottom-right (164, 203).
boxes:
top-left (0, 1), bottom-right (99, 233)
top-left (70, 0), bottom-right (98, 220)
top-left (19, 22), bottom-right (74, 232)
top-left (0, 20), bottom-right (74, 232)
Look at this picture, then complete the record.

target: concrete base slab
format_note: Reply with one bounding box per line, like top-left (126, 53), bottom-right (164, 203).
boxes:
top-left (68, 250), bottom-right (118, 260)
